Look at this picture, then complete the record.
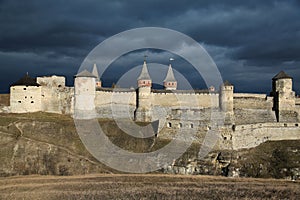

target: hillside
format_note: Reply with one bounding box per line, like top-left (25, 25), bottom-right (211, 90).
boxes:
top-left (0, 112), bottom-right (299, 179)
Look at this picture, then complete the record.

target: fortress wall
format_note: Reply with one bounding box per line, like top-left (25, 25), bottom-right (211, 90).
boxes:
top-left (95, 91), bottom-right (136, 106)
top-left (40, 86), bottom-right (74, 115)
top-left (151, 93), bottom-right (219, 108)
top-left (232, 122), bottom-right (300, 150)
top-left (234, 108), bottom-right (277, 124)
top-left (95, 91), bottom-right (136, 119)
top-left (10, 86), bottom-right (42, 113)
top-left (233, 93), bottom-right (272, 110)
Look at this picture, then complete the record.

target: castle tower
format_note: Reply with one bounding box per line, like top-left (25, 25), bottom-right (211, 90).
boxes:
top-left (219, 81), bottom-right (234, 123)
top-left (92, 63), bottom-right (102, 89)
top-left (74, 70), bottom-right (97, 119)
top-left (135, 60), bottom-right (152, 122)
top-left (163, 64), bottom-right (177, 90)
top-left (10, 73), bottom-right (42, 113)
top-left (272, 71), bottom-right (295, 122)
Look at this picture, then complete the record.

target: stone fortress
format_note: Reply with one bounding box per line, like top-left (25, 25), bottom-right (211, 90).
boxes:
top-left (6, 60), bottom-right (300, 150)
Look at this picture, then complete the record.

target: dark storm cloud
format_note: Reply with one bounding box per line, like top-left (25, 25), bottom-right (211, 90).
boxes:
top-left (0, 0), bottom-right (299, 93)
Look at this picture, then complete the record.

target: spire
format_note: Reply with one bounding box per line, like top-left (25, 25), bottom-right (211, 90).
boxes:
top-left (164, 64), bottom-right (176, 82)
top-left (137, 60), bottom-right (151, 80)
top-left (92, 63), bottom-right (100, 81)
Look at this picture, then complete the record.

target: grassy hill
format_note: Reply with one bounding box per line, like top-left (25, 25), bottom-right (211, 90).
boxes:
top-left (0, 112), bottom-right (299, 180)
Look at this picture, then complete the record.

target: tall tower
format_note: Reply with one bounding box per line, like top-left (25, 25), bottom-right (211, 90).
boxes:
top-left (163, 64), bottom-right (177, 90)
top-left (272, 71), bottom-right (295, 122)
top-left (135, 60), bottom-right (152, 122)
top-left (92, 63), bottom-right (102, 89)
top-left (74, 70), bottom-right (97, 119)
top-left (219, 81), bottom-right (234, 123)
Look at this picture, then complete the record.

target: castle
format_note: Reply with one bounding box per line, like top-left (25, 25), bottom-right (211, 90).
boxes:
top-left (6, 60), bottom-right (300, 150)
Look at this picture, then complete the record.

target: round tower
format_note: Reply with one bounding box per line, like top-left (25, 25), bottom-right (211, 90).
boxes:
top-left (219, 80), bottom-right (234, 113)
top-left (74, 70), bottom-right (97, 119)
top-left (272, 71), bottom-right (295, 122)
top-left (135, 60), bottom-right (152, 122)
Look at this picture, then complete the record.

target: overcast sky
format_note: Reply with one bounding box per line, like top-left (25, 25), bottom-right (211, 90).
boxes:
top-left (0, 0), bottom-right (299, 94)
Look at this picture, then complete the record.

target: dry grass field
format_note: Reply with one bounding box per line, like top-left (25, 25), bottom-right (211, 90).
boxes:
top-left (0, 174), bottom-right (299, 200)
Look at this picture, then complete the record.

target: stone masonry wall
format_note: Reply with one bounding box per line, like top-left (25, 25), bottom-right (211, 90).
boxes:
top-left (10, 86), bottom-right (42, 113)
top-left (232, 122), bottom-right (300, 150)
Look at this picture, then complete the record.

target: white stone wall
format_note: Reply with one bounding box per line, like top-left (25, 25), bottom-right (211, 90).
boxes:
top-left (232, 122), bottom-right (300, 150)
top-left (151, 93), bottom-right (219, 109)
top-left (40, 86), bottom-right (74, 114)
top-left (10, 86), bottom-right (42, 113)
top-left (95, 90), bottom-right (136, 107)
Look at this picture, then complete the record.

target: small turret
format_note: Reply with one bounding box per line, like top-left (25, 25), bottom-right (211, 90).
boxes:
top-left (92, 63), bottom-right (102, 89)
top-left (163, 64), bottom-right (177, 90)
top-left (137, 60), bottom-right (152, 88)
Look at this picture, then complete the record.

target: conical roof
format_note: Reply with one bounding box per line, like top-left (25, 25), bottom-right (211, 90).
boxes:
top-left (92, 63), bottom-right (100, 81)
top-left (11, 74), bottom-right (40, 86)
top-left (164, 64), bottom-right (176, 82)
top-left (137, 61), bottom-right (151, 80)
top-left (223, 80), bottom-right (232, 86)
top-left (272, 71), bottom-right (292, 80)
top-left (75, 70), bottom-right (97, 78)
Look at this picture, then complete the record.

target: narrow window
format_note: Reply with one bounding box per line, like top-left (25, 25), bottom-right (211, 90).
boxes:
top-left (178, 123), bottom-right (182, 128)
top-left (167, 122), bottom-right (172, 128)
top-left (190, 123), bottom-right (194, 128)
top-left (31, 101), bottom-right (34, 103)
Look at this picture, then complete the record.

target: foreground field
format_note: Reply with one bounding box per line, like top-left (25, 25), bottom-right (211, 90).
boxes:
top-left (0, 174), bottom-right (299, 200)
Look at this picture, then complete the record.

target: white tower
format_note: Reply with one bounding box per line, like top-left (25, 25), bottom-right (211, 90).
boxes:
top-left (74, 70), bottom-right (97, 119)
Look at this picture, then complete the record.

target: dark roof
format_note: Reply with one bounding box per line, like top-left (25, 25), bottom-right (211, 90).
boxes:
top-left (223, 80), bottom-right (232, 86)
top-left (75, 70), bottom-right (97, 78)
top-left (272, 71), bottom-right (292, 80)
top-left (11, 74), bottom-right (40, 86)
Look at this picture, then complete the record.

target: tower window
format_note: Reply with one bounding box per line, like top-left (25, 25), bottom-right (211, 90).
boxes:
top-left (178, 123), bottom-right (182, 128)
top-left (190, 123), bottom-right (194, 128)
top-left (167, 122), bottom-right (172, 128)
